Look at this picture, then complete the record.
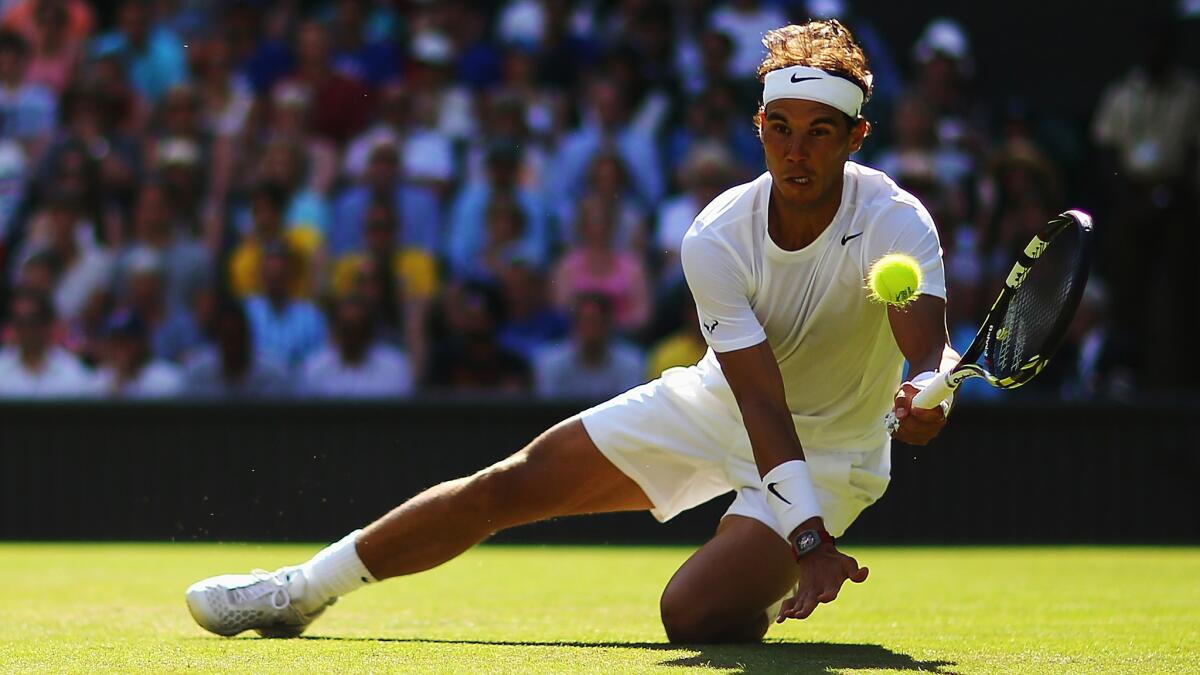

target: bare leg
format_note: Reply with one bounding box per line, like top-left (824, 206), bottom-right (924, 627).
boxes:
top-left (659, 515), bottom-right (799, 643)
top-left (357, 418), bottom-right (653, 580)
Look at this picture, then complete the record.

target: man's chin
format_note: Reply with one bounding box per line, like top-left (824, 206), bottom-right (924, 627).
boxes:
top-left (775, 183), bottom-right (823, 207)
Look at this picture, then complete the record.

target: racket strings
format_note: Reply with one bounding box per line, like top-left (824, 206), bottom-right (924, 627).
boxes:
top-left (986, 225), bottom-right (1085, 379)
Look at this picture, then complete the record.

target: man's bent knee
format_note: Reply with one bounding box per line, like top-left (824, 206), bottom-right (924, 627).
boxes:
top-left (660, 588), bottom-right (769, 644)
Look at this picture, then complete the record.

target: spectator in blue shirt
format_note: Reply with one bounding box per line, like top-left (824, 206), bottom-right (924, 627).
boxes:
top-left (497, 260), bottom-right (569, 362)
top-left (0, 29), bottom-right (56, 163)
top-left (184, 299), bottom-right (291, 398)
top-left (244, 243), bottom-right (327, 369)
top-left (330, 142), bottom-right (441, 256)
top-left (549, 78), bottom-right (663, 208)
top-left (534, 292), bottom-right (645, 400)
top-left (89, 0), bottom-right (187, 102)
top-left (448, 142), bottom-right (548, 279)
top-left (298, 295), bottom-right (413, 398)
top-left (328, 0), bottom-right (399, 87)
top-left (121, 248), bottom-right (203, 363)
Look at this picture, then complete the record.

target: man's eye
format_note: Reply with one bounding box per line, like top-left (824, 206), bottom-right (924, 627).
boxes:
top-left (810, 128), bottom-right (830, 137)
top-left (773, 124), bottom-right (789, 135)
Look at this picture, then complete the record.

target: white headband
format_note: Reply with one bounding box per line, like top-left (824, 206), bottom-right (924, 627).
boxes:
top-left (762, 65), bottom-right (869, 118)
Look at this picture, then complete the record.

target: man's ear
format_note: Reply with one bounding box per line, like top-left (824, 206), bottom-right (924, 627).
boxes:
top-left (848, 118), bottom-right (871, 153)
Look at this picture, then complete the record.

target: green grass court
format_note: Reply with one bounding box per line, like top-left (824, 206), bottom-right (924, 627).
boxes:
top-left (1, 543), bottom-right (1197, 673)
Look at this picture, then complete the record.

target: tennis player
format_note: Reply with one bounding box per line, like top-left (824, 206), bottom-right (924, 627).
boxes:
top-left (186, 20), bottom-right (957, 643)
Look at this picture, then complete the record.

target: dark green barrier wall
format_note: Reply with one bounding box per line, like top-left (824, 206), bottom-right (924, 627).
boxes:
top-left (1, 400), bottom-right (1197, 544)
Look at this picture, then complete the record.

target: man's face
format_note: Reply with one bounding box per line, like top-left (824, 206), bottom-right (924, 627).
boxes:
top-left (217, 314), bottom-right (248, 356)
top-left (129, 271), bottom-right (163, 311)
top-left (335, 303), bottom-right (371, 354)
top-left (486, 157), bottom-right (518, 190)
top-left (759, 99), bottom-right (866, 209)
top-left (500, 263), bottom-right (539, 314)
top-left (590, 82), bottom-right (625, 129)
top-left (364, 208), bottom-right (394, 255)
top-left (574, 300), bottom-right (610, 351)
top-left (0, 46), bottom-right (23, 82)
top-left (11, 297), bottom-right (49, 355)
top-left (134, 187), bottom-right (169, 239)
top-left (459, 291), bottom-right (495, 338)
top-left (107, 334), bottom-right (143, 371)
top-left (118, 1), bottom-right (149, 44)
top-left (366, 150), bottom-right (399, 189)
top-left (485, 203), bottom-right (521, 244)
top-left (264, 145), bottom-right (299, 186)
top-left (164, 91), bottom-right (199, 134)
top-left (47, 205), bottom-right (76, 250)
top-left (19, 261), bottom-right (55, 295)
top-left (379, 84), bottom-right (408, 125)
top-left (298, 24), bottom-right (330, 66)
top-left (261, 254), bottom-right (291, 296)
top-left (251, 197), bottom-right (282, 236)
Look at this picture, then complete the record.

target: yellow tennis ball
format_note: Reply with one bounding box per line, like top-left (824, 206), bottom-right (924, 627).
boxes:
top-left (867, 253), bottom-right (923, 306)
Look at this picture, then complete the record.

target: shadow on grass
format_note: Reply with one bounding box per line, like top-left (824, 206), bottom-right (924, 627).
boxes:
top-left (298, 636), bottom-right (957, 674)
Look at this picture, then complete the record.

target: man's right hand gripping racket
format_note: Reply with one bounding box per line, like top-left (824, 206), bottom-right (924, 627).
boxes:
top-left (885, 210), bottom-right (1095, 435)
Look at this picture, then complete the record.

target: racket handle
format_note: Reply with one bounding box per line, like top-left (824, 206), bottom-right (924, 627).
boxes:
top-left (884, 370), bottom-right (960, 435)
top-left (912, 371), bottom-right (958, 408)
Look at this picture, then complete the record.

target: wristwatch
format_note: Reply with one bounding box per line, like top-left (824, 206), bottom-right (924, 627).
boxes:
top-left (791, 528), bottom-right (835, 561)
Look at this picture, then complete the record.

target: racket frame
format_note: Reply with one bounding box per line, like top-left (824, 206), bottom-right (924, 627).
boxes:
top-left (910, 209), bottom-right (1094, 409)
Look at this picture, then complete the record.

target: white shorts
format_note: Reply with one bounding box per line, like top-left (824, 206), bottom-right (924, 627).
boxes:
top-left (578, 366), bottom-right (892, 539)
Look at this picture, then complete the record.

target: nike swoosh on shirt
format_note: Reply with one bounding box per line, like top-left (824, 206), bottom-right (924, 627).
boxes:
top-left (766, 482), bottom-right (792, 505)
top-left (841, 232), bottom-right (864, 245)
top-left (790, 74), bottom-right (822, 83)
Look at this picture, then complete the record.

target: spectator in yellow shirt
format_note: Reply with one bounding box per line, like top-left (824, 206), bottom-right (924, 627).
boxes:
top-left (228, 183), bottom-right (318, 299)
top-left (330, 197), bottom-right (437, 380)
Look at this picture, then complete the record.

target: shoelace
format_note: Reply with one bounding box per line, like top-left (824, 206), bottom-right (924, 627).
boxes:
top-left (229, 569), bottom-right (293, 610)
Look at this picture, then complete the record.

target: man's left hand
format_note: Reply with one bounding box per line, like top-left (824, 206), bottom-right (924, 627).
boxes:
top-left (891, 382), bottom-right (947, 445)
top-left (776, 544), bottom-right (868, 622)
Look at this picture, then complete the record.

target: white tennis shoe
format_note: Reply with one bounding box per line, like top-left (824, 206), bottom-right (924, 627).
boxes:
top-left (185, 566), bottom-right (334, 638)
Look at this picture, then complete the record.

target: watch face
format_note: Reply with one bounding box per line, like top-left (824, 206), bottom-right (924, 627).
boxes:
top-left (798, 531), bottom-right (818, 552)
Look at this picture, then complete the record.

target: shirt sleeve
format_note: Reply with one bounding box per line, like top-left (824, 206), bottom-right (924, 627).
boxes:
top-left (864, 203), bottom-right (947, 300)
top-left (680, 228), bottom-right (766, 353)
top-left (396, 249), bottom-right (438, 300)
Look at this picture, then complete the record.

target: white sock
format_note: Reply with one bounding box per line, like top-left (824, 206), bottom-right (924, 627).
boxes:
top-left (296, 529), bottom-right (376, 613)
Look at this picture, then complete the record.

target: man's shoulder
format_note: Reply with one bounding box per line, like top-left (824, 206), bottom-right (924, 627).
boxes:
top-left (610, 342), bottom-right (646, 369)
top-left (535, 341), bottom-right (574, 368)
top-left (368, 344), bottom-right (409, 370)
top-left (46, 347), bottom-right (87, 373)
top-left (140, 360), bottom-right (185, 391)
top-left (693, 174), bottom-right (766, 230)
top-left (0, 347), bottom-right (19, 371)
top-left (301, 346), bottom-right (339, 376)
top-left (848, 162), bottom-right (936, 233)
top-left (685, 173), bottom-right (767, 248)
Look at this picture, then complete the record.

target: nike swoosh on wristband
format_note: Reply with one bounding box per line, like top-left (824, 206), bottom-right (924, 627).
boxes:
top-left (790, 74), bottom-right (822, 83)
top-left (841, 232), bottom-right (863, 245)
top-left (766, 482), bottom-right (791, 505)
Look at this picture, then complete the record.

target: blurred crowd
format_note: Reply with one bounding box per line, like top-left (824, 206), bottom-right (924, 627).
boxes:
top-left (0, 0), bottom-right (1192, 402)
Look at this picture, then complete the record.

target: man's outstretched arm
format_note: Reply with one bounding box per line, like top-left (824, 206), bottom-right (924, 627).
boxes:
top-left (887, 294), bottom-right (957, 445)
top-left (714, 342), bottom-right (868, 622)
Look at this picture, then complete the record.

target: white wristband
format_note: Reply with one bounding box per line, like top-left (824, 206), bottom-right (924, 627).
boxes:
top-left (910, 370), bottom-right (953, 414)
top-left (761, 460), bottom-right (822, 541)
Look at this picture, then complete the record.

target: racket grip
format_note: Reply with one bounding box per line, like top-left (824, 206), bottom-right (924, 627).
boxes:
top-left (912, 371), bottom-right (957, 408)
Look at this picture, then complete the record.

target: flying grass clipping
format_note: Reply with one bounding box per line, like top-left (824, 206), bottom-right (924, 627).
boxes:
top-left (867, 253), bottom-right (922, 306)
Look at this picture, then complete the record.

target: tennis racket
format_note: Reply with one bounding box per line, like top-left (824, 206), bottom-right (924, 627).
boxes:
top-left (886, 209), bottom-right (1094, 434)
